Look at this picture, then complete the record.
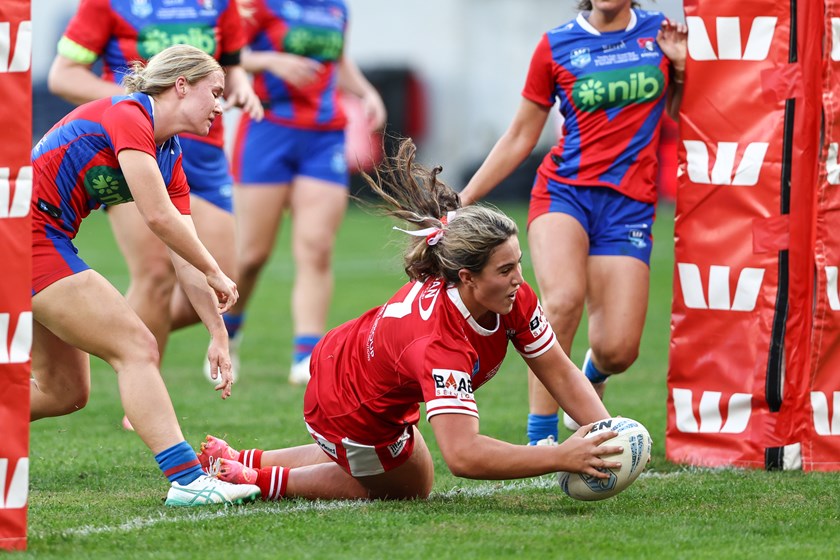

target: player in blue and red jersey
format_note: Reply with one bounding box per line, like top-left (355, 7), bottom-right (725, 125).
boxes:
top-left (195, 140), bottom-right (620, 501)
top-left (460, 0), bottom-right (687, 444)
top-left (31, 45), bottom-right (260, 506)
top-left (47, 0), bottom-right (263, 391)
top-left (227, 0), bottom-right (386, 386)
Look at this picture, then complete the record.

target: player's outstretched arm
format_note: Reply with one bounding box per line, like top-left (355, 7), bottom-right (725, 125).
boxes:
top-left (526, 342), bottom-right (611, 427)
top-left (48, 54), bottom-right (125, 106)
top-left (429, 413), bottom-right (621, 480)
top-left (459, 98), bottom-right (550, 206)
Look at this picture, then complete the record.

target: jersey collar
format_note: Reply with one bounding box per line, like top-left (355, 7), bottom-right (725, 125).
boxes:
top-left (576, 8), bottom-right (638, 36)
top-left (446, 285), bottom-right (499, 337)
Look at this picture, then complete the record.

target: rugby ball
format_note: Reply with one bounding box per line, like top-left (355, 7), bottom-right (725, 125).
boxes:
top-left (557, 417), bottom-right (652, 501)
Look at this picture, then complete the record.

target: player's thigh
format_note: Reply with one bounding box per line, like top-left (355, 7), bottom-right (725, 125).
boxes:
top-left (358, 427), bottom-right (435, 500)
top-left (190, 195), bottom-right (236, 275)
top-left (31, 318), bottom-right (91, 395)
top-left (32, 269), bottom-right (158, 367)
top-left (528, 212), bottom-right (589, 321)
top-left (233, 183), bottom-right (290, 260)
top-left (106, 203), bottom-right (170, 276)
top-left (290, 176), bottom-right (348, 257)
top-left (586, 255), bottom-right (650, 354)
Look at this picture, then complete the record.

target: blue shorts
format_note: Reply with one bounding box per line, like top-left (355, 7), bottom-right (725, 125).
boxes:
top-left (529, 177), bottom-right (655, 265)
top-left (233, 118), bottom-right (349, 187)
top-left (179, 138), bottom-right (234, 212)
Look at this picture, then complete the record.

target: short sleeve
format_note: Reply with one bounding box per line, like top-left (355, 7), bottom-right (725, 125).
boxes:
top-left (57, 0), bottom-right (114, 64)
top-left (505, 283), bottom-right (557, 359)
top-left (402, 339), bottom-right (479, 422)
top-left (100, 100), bottom-right (156, 157)
top-left (219, 0), bottom-right (247, 56)
top-left (521, 34), bottom-right (558, 108)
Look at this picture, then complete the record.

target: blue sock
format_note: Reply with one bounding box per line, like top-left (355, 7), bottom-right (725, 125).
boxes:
top-left (155, 441), bottom-right (203, 486)
top-left (583, 352), bottom-right (610, 384)
top-left (527, 413), bottom-right (559, 445)
top-left (223, 313), bottom-right (245, 339)
top-left (293, 334), bottom-right (321, 364)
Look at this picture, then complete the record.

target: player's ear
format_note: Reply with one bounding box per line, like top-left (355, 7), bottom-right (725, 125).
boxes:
top-left (458, 268), bottom-right (474, 286)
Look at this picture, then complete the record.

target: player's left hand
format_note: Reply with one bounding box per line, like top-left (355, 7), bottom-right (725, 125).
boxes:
top-left (657, 20), bottom-right (688, 71)
top-left (206, 339), bottom-right (234, 399)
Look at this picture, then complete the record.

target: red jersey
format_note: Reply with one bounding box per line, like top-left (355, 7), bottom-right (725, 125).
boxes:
top-left (304, 277), bottom-right (556, 446)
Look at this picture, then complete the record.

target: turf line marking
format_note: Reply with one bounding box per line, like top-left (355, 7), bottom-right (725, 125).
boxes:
top-left (38, 472), bottom-right (690, 540)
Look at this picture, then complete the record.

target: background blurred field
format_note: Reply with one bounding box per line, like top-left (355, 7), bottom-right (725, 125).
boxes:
top-left (24, 202), bottom-right (840, 559)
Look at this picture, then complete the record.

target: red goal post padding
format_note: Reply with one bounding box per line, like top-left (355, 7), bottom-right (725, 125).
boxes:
top-left (667, 0), bottom-right (823, 469)
top-left (0, 0), bottom-right (30, 550)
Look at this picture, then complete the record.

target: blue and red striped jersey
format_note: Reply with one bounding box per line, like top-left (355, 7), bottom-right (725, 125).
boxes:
top-left (523, 9), bottom-right (671, 203)
top-left (243, 0), bottom-right (348, 130)
top-left (31, 93), bottom-right (190, 237)
top-left (57, 0), bottom-right (246, 148)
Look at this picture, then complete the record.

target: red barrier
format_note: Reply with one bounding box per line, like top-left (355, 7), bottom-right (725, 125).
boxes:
top-left (0, 0), bottom-right (30, 550)
top-left (809, 0), bottom-right (840, 471)
top-left (667, 0), bottom-right (824, 469)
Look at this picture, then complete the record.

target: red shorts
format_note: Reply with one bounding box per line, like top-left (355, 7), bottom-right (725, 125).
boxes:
top-left (305, 422), bottom-right (415, 477)
top-left (32, 222), bottom-right (89, 295)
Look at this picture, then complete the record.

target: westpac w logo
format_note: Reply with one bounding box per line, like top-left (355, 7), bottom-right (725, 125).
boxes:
top-left (687, 16), bottom-right (776, 61)
top-left (673, 388), bottom-right (752, 433)
top-left (683, 141), bottom-right (768, 186)
top-left (825, 266), bottom-right (840, 311)
top-left (0, 20), bottom-right (31, 73)
top-left (0, 312), bottom-right (32, 364)
top-left (811, 391), bottom-right (840, 436)
top-left (678, 263), bottom-right (764, 311)
top-left (0, 166), bottom-right (31, 219)
top-left (0, 458), bottom-right (27, 509)
top-left (832, 18), bottom-right (840, 62)
top-left (827, 143), bottom-right (840, 185)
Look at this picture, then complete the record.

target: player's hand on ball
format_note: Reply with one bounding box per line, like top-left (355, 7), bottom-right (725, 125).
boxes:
top-left (558, 424), bottom-right (623, 478)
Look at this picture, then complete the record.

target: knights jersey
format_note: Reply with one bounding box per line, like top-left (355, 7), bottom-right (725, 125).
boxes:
top-left (31, 93), bottom-right (190, 237)
top-left (242, 0), bottom-right (348, 130)
top-left (523, 9), bottom-right (670, 203)
top-left (303, 277), bottom-right (556, 446)
top-left (56, 0), bottom-right (246, 148)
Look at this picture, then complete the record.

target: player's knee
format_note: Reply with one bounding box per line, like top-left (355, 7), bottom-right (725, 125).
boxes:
top-left (131, 259), bottom-right (177, 300)
top-left (108, 324), bottom-right (161, 372)
top-left (56, 385), bottom-right (90, 416)
top-left (591, 343), bottom-right (638, 374)
top-left (294, 240), bottom-right (333, 272)
top-left (540, 296), bottom-right (583, 328)
top-left (239, 248), bottom-right (271, 278)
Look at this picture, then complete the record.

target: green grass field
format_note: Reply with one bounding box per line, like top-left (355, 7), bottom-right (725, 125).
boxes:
top-left (24, 202), bottom-right (840, 559)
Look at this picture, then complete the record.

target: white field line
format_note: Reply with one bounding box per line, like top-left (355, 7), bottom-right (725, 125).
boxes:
top-left (35, 470), bottom-right (692, 540)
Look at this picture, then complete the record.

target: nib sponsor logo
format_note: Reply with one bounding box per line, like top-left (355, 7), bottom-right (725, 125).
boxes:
top-left (677, 264), bottom-right (764, 312)
top-left (683, 141), bottom-right (768, 186)
top-left (672, 388), bottom-right (752, 434)
top-left (687, 16), bottom-right (776, 61)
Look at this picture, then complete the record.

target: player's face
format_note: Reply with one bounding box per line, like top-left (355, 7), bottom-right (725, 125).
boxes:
top-left (467, 236), bottom-right (525, 320)
top-left (182, 70), bottom-right (225, 136)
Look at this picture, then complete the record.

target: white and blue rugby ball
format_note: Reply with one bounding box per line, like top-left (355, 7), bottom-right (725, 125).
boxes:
top-left (557, 417), bottom-right (652, 501)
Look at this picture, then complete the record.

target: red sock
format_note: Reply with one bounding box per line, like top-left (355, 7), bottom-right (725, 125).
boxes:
top-left (256, 466), bottom-right (289, 501)
top-left (237, 449), bottom-right (263, 468)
